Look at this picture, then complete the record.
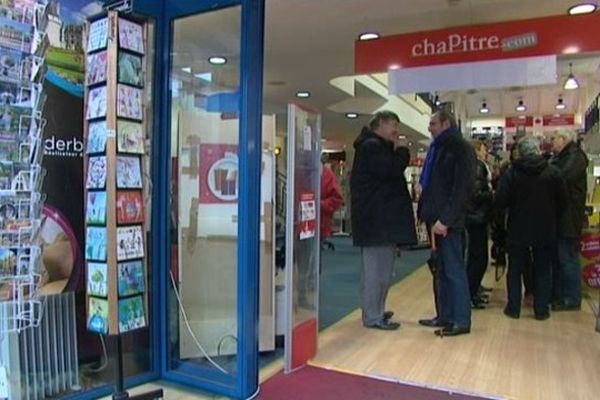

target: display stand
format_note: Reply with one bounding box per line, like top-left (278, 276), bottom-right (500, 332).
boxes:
top-left (83, 11), bottom-right (161, 400)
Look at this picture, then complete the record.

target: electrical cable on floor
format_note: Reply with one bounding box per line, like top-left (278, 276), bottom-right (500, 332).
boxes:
top-left (217, 334), bottom-right (238, 357)
top-left (85, 334), bottom-right (108, 373)
top-left (169, 270), bottom-right (229, 374)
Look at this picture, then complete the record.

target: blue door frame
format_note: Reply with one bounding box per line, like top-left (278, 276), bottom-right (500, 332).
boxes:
top-left (65, 1), bottom-right (265, 399)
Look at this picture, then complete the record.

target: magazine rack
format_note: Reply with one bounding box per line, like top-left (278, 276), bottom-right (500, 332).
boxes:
top-left (0, 0), bottom-right (49, 338)
top-left (83, 10), bottom-right (160, 400)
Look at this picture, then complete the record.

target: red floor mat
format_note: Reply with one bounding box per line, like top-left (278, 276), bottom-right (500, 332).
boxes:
top-left (258, 366), bottom-right (494, 400)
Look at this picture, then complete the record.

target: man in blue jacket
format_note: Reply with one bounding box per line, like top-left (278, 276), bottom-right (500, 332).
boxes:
top-left (418, 109), bottom-right (476, 337)
top-left (350, 110), bottom-right (417, 331)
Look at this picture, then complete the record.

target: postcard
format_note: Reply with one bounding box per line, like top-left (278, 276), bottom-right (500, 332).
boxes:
top-left (87, 296), bottom-right (109, 334)
top-left (116, 155), bottom-right (142, 189)
top-left (117, 84), bottom-right (143, 120)
top-left (86, 191), bottom-right (107, 225)
top-left (0, 104), bottom-right (31, 138)
top-left (117, 120), bottom-right (144, 154)
top-left (87, 18), bottom-right (109, 53)
top-left (85, 226), bottom-right (107, 261)
top-left (116, 225), bottom-right (144, 261)
top-left (87, 120), bottom-right (107, 154)
top-left (118, 52), bottom-right (143, 87)
top-left (86, 51), bottom-right (108, 86)
top-left (116, 190), bottom-right (144, 224)
top-left (118, 18), bottom-right (144, 54)
top-left (0, 1), bottom-right (36, 26)
top-left (0, 21), bottom-right (32, 53)
top-left (0, 247), bottom-right (16, 277)
top-left (86, 86), bottom-right (107, 120)
top-left (87, 262), bottom-right (108, 297)
top-left (117, 260), bottom-right (145, 297)
top-left (86, 156), bottom-right (106, 189)
top-left (0, 49), bottom-right (24, 84)
top-left (118, 295), bottom-right (145, 332)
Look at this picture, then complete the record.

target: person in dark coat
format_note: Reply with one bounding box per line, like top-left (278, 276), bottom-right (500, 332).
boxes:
top-left (495, 137), bottom-right (567, 320)
top-left (550, 129), bottom-right (589, 311)
top-left (417, 109), bottom-right (476, 337)
top-left (350, 110), bottom-right (417, 331)
top-left (466, 140), bottom-right (493, 309)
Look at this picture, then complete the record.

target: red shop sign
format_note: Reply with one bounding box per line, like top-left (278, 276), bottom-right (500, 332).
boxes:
top-left (355, 13), bottom-right (600, 73)
top-left (580, 233), bottom-right (600, 259)
top-left (505, 116), bottom-right (533, 128)
top-left (542, 114), bottom-right (575, 126)
top-left (582, 263), bottom-right (600, 289)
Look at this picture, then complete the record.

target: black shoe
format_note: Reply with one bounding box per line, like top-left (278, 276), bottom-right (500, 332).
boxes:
top-left (471, 301), bottom-right (486, 310)
top-left (534, 313), bottom-right (550, 321)
top-left (503, 308), bottom-right (520, 319)
top-left (364, 320), bottom-right (400, 330)
top-left (551, 302), bottom-right (581, 311)
top-left (434, 324), bottom-right (470, 337)
top-left (383, 311), bottom-right (394, 320)
top-left (418, 318), bottom-right (451, 328)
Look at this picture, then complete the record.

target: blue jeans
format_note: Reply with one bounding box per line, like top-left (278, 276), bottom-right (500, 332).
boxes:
top-left (435, 230), bottom-right (471, 328)
top-left (556, 239), bottom-right (582, 306)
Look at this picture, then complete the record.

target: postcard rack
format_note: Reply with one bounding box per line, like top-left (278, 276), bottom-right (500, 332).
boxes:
top-left (0, 0), bottom-right (49, 336)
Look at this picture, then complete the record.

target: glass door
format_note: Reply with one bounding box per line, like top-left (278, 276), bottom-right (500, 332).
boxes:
top-left (158, 1), bottom-right (264, 398)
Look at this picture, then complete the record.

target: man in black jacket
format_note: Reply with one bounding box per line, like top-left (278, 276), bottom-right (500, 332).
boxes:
top-left (418, 110), bottom-right (475, 337)
top-left (495, 137), bottom-right (567, 320)
top-left (550, 129), bottom-right (589, 311)
top-left (350, 110), bottom-right (417, 331)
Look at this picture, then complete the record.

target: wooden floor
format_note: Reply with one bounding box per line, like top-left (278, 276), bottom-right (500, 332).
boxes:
top-left (117, 264), bottom-right (600, 400)
top-left (312, 266), bottom-right (600, 400)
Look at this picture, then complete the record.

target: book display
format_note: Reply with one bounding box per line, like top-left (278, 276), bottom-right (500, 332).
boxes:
top-left (83, 12), bottom-right (148, 336)
top-left (0, 0), bottom-right (49, 334)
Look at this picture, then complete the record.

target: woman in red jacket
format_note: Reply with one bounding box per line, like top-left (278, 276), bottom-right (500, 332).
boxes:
top-left (320, 163), bottom-right (343, 240)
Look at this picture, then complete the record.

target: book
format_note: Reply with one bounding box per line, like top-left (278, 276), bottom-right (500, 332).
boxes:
top-left (86, 191), bottom-right (107, 225)
top-left (86, 156), bottom-right (107, 189)
top-left (116, 155), bottom-right (142, 188)
top-left (118, 18), bottom-right (144, 54)
top-left (117, 260), bottom-right (145, 297)
top-left (116, 225), bottom-right (144, 261)
top-left (87, 297), bottom-right (109, 334)
top-left (85, 226), bottom-right (107, 261)
top-left (86, 51), bottom-right (108, 86)
top-left (118, 52), bottom-right (143, 87)
top-left (87, 262), bottom-right (108, 297)
top-left (117, 120), bottom-right (144, 154)
top-left (116, 190), bottom-right (144, 224)
top-left (118, 295), bottom-right (146, 332)
top-left (117, 84), bottom-right (142, 120)
top-left (87, 18), bottom-right (109, 53)
top-left (87, 120), bottom-right (107, 154)
top-left (86, 86), bottom-right (107, 120)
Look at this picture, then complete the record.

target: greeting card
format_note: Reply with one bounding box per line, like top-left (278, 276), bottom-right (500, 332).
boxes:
top-left (87, 262), bottom-right (108, 297)
top-left (117, 84), bottom-right (142, 120)
top-left (117, 260), bottom-right (145, 297)
top-left (86, 191), bottom-right (107, 225)
top-left (117, 120), bottom-right (144, 154)
top-left (86, 156), bottom-right (106, 189)
top-left (86, 51), bottom-right (107, 85)
top-left (116, 155), bottom-right (142, 188)
top-left (118, 18), bottom-right (144, 54)
top-left (116, 225), bottom-right (144, 261)
top-left (86, 86), bottom-right (107, 120)
top-left (118, 295), bottom-right (146, 332)
top-left (85, 226), bottom-right (107, 261)
top-left (116, 190), bottom-right (144, 224)
top-left (87, 297), bottom-right (109, 334)
top-left (118, 52), bottom-right (143, 87)
top-left (87, 120), bottom-right (107, 154)
top-left (87, 18), bottom-right (108, 53)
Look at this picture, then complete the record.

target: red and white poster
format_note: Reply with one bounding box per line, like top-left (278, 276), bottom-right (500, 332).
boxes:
top-left (298, 192), bottom-right (316, 240)
top-left (199, 144), bottom-right (239, 204)
top-left (582, 263), bottom-right (600, 289)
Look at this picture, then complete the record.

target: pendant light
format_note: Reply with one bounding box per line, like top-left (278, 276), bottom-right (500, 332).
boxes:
top-left (479, 101), bottom-right (489, 114)
top-left (555, 96), bottom-right (567, 110)
top-left (515, 99), bottom-right (527, 112)
top-left (434, 93), bottom-right (441, 106)
top-left (563, 63), bottom-right (579, 90)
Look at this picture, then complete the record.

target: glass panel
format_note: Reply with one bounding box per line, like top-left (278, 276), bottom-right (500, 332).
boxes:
top-left (168, 6), bottom-right (241, 378)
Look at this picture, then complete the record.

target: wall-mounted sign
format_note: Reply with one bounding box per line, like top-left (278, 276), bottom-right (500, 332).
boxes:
top-left (199, 144), bottom-right (239, 203)
top-left (542, 114), bottom-right (575, 127)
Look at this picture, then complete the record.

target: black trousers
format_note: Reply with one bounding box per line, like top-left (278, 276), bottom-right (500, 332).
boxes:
top-left (466, 223), bottom-right (488, 300)
top-left (506, 243), bottom-right (553, 317)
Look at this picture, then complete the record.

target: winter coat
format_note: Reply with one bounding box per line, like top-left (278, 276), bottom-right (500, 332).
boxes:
top-left (550, 141), bottom-right (588, 239)
top-left (495, 155), bottom-right (567, 246)
top-left (320, 165), bottom-right (343, 239)
top-left (466, 159), bottom-right (493, 226)
top-left (418, 127), bottom-right (476, 229)
top-left (350, 127), bottom-right (417, 247)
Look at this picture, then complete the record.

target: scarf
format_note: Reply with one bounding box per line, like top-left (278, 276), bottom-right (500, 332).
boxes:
top-left (419, 128), bottom-right (453, 190)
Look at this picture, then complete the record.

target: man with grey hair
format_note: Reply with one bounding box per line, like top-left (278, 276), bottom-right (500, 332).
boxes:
top-left (495, 136), bottom-right (567, 320)
top-left (550, 129), bottom-right (588, 311)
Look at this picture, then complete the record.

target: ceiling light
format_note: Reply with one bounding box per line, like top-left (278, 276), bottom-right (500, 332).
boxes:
top-left (296, 91), bottom-right (310, 98)
top-left (181, 67), bottom-right (191, 73)
top-left (568, 3), bottom-right (597, 15)
top-left (479, 101), bottom-right (489, 114)
top-left (208, 56), bottom-right (227, 65)
top-left (515, 99), bottom-right (527, 112)
top-left (434, 93), bottom-right (441, 106)
top-left (556, 97), bottom-right (567, 110)
top-left (398, 135), bottom-right (406, 139)
top-left (358, 32), bottom-right (380, 41)
top-left (195, 72), bottom-right (212, 82)
top-left (345, 112), bottom-right (359, 119)
top-left (564, 63), bottom-right (579, 90)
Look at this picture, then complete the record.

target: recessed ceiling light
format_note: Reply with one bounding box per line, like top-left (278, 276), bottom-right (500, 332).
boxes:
top-left (479, 101), bottom-right (489, 114)
top-left (181, 67), bottom-right (191, 73)
top-left (345, 112), bottom-right (359, 119)
top-left (568, 3), bottom-right (597, 15)
top-left (556, 97), bottom-right (567, 110)
top-left (515, 99), bottom-right (527, 112)
top-left (359, 32), bottom-right (380, 41)
top-left (208, 56), bottom-right (227, 65)
top-left (296, 91), bottom-right (310, 98)
top-left (398, 135), bottom-right (406, 139)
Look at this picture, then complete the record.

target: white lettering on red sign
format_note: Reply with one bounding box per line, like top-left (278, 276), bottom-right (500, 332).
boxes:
top-left (411, 34), bottom-right (501, 57)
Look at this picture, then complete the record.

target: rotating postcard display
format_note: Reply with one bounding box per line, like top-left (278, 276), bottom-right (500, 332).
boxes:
top-left (84, 12), bottom-right (147, 335)
top-left (0, 0), bottom-right (49, 334)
